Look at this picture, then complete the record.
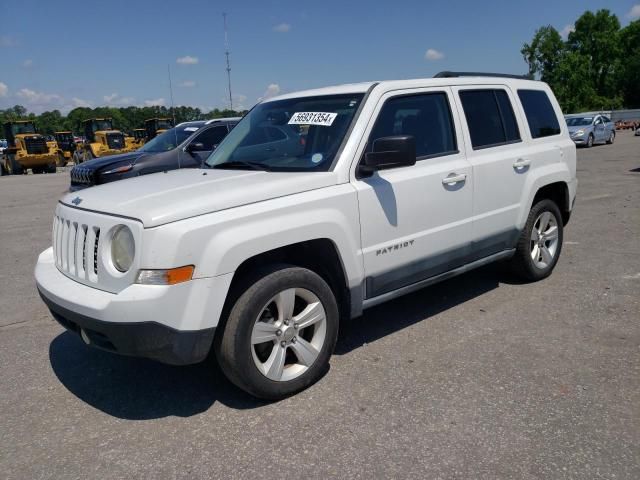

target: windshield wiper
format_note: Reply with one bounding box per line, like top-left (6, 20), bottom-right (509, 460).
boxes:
top-left (211, 160), bottom-right (271, 171)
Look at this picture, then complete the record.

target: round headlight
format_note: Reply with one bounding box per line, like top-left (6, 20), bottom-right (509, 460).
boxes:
top-left (111, 225), bottom-right (135, 272)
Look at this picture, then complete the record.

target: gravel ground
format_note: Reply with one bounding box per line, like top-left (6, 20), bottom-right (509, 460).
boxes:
top-left (0, 132), bottom-right (638, 479)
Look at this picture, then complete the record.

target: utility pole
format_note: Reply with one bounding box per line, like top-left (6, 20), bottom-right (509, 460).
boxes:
top-left (223, 12), bottom-right (233, 111)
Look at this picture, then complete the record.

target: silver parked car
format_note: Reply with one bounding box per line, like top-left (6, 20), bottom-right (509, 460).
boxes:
top-left (565, 114), bottom-right (615, 147)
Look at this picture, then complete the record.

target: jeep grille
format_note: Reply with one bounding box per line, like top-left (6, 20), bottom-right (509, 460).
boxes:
top-left (53, 216), bottom-right (101, 283)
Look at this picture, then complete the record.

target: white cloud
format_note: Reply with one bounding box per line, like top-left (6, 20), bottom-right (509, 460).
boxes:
top-left (102, 93), bottom-right (135, 106)
top-left (17, 88), bottom-right (62, 104)
top-left (424, 48), bottom-right (444, 61)
top-left (71, 97), bottom-right (92, 108)
top-left (15, 88), bottom-right (65, 113)
top-left (144, 98), bottom-right (166, 107)
top-left (22, 59), bottom-right (34, 68)
top-left (0, 82), bottom-right (7, 97)
top-left (627, 4), bottom-right (640, 19)
top-left (273, 23), bottom-right (291, 33)
top-left (177, 55), bottom-right (199, 65)
top-left (560, 24), bottom-right (575, 39)
top-left (0, 35), bottom-right (17, 47)
top-left (179, 80), bottom-right (196, 87)
top-left (258, 83), bottom-right (281, 102)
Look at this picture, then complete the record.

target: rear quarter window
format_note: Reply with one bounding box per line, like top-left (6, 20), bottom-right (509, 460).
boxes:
top-left (517, 90), bottom-right (561, 138)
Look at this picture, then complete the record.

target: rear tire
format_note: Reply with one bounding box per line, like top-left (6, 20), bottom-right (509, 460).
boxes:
top-left (509, 199), bottom-right (563, 282)
top-left (606, 131), bottom-right (615, 144)
top-left (215, 265), bottom-right (339, 400)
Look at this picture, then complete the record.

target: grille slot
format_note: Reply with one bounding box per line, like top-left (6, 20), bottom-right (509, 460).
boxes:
top-left (52, 214), bottom-right (99, 284)
top-left (93, 228), bottom-right (100, 275)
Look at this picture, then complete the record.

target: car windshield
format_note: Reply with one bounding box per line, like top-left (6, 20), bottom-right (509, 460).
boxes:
top-left (139, 125), bottom-right (199, 152)
top-left (12, 123), bottom-right (36, 135)
top-left (566, 117), bottom-right (593, 126)
top-left (205, 94), bottom-right (364, 171)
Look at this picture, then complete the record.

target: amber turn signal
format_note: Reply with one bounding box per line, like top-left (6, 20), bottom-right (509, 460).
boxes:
top-left (135, 265), bottom-right (195, 285)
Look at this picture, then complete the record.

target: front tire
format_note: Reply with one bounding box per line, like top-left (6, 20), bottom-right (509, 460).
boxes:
top-left (215, 265), bottom-right (339, 400)
top-left (586, 133), bottom-right (594, 148)
top-left (6, 154), bottom-right (24, 175)
top-left (509, 199), bottom-right (563, 281)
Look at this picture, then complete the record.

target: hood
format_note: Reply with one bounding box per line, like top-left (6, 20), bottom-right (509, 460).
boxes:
top-left (75, 151), bottom-right (148, 171)
top-left (567, 125), bottom-right (592, 134)
top-left (61, 168), bottom-right (339, 227)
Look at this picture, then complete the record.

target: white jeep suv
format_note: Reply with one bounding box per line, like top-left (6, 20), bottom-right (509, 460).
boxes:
top-left (36, 72), bottom-right (577, 399)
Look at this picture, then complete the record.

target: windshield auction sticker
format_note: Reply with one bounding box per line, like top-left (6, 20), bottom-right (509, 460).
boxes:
top-left (288, 112), bottom-right (337, 126)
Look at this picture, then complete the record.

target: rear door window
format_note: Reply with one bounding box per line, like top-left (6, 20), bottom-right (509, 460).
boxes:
top-left (458, 89), bottom-right (521, 149)
top-left (194, 126), bottom-right (228, 150)
top-left (517, 89), bottom-right (561, 138)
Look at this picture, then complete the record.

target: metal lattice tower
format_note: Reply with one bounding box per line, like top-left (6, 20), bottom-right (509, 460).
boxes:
top-left (223, 13), bottom-right (233, 111)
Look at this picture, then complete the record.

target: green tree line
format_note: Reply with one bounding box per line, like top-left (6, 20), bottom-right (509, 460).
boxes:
top-left (0, 104), bottom-right (248, 136)
top-left (522, 9), bottom-right (639, 112)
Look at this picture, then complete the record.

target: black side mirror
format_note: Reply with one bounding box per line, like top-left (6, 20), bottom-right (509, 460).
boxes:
top-left (360, 136), bottom-right (416, 176)
top-left (186, 142), bottom-right (206, 153)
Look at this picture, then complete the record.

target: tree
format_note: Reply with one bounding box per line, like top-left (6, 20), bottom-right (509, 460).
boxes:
top-left (567, 9), bottom-right (621, 99)
top-left (521, 25), bottom-right (564, 84)
top-left (618, 20), bottom-right (640, 108)
top-left (522, 9), bottom-right (631, 112)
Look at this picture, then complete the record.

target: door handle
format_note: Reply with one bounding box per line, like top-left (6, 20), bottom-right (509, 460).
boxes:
top-left (513, 158), bottom-right (531, 169)
top-left (442, 173), bottom-right (467, 185)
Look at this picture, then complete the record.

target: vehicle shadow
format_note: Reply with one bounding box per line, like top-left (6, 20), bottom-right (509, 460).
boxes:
top-left (49, 333), bottom-right (270, 419)
top-left (335, 262), bottom-right (518, 355)
top-left (49, 262), bottom-right (518, 419)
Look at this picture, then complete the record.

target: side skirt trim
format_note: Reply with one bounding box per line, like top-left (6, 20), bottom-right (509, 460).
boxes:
top-left (362, 249), bottom-right (514, 310)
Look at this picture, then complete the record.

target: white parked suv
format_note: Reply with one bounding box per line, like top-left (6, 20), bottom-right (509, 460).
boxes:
top-left (36, 72), bottom-right (577, 399)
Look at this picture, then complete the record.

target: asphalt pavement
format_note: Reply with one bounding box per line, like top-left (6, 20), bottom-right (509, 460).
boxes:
top-left (1, 132), bottom-right (638, 479)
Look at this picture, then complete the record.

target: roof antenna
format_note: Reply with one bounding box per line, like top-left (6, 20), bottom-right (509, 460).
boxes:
top-left (223, 12), bottom-right (233, 111)
top-left (168, 63), bottom-right (180, 169)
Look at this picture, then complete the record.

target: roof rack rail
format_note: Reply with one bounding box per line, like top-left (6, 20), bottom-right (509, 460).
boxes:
top-left (434, 71), bottom-right (529, 80)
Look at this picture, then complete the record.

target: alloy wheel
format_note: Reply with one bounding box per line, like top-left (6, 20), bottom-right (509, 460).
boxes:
top-left (530, 211), bottom-right (559, 269)
top-left (251, 288), bottom-right (327, 382)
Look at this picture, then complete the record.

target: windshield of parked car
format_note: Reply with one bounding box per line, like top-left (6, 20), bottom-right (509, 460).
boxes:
top-left (140, 125), bottom-right (199, 152)
top-left (11, 123), bottom-right (36, 135)
top-left (205, 94), bottom-right (364, 171)
top-left (566, 117), bottom-right (593, 126)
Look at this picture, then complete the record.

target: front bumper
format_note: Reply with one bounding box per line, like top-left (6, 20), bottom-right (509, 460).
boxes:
top-left (35, 247), bottom-right (233, 365)
top-left (40, 291), bottom-right (215, 365)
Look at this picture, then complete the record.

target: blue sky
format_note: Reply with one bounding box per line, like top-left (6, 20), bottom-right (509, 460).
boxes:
top-left (0, 0), bottom-right (637, 114)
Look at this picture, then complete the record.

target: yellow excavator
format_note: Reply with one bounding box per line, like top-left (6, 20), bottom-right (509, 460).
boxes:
top-left (1, 120), bottom-right (59, 175)
top-left (74, 118), bottom-right (137, 163)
